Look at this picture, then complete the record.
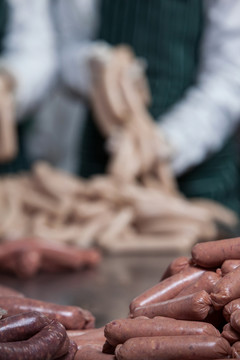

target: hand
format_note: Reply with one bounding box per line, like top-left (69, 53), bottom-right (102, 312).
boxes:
top-left (0, 69), bottom-right (17, 163)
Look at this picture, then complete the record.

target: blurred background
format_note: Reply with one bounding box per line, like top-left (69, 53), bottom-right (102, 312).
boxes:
top-left (1, 0), bottom-right (240, 325)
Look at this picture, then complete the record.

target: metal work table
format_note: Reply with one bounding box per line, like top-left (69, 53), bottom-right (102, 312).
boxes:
top-left (0, 253), bottom-right (188, 327)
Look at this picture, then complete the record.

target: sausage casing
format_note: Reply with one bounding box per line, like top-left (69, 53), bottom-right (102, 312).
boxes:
top-left (211, 267), bottom-right (240, 310)
top-left (115, 335), bottom-right (231, 360)
top-left (131, 290), bottom-right (212, 320)
top-left (191, 237), bottom-right (240, 268)
top-left (104, 316), bottom-right (220, 347)
top-left (130, 266), bottom-right (204, 313)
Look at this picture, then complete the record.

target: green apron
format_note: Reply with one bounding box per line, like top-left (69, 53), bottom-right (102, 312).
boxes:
top-left (80, 0), bottom-right (240, 213)
top-left (0, 0), bottom-right (29, 175)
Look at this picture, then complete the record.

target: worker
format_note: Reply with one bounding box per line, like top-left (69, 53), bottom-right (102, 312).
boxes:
top-left (54, 0), bottom-right (240, 214)
top-left (0, 0), bottom-right (56, 174)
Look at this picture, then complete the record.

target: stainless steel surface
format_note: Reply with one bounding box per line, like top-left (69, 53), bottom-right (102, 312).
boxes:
top-left (0, 253), bottom-right (189, 327)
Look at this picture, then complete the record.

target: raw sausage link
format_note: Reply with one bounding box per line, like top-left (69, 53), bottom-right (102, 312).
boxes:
top-left (221, 323), bottom-right (240, 344)
top-left (129, 266), bottom-right (204, 313)
top-left (223, 299), bottom-right (240, 322)
top-left (230, 310), bottom-right (240, 333)
top-left (115, 335), bottom-right (231, 360)
top-left (0, 311), bottom-right (51, 342)
top-left (191, 237), bottom-right (240, 268)
top-left (56, 340), bottom-right (77, 360)
top-left (221, 259), bottom-right (240, 276)
top-left (231, 341), bottom-right (240, 358)
top-left (160, 257), bottom-right (190, 280)
top-left (104, 316), bottom-right (220, 347)
top-left (176, 271), bottom-right (221, 298)
top-left (0, 319), bottom-right (67, 360)
top-left (131, 290), bottom-right (212, 320)
top-left (0, 285), bottom-right (24, 298)
top-left (211, 267), bottom-right (240, 310)
top-left (0, 296), bottom-right (89, 330)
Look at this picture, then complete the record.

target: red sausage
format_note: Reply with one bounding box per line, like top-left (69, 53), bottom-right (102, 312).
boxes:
top-left (0, 311), bottom-right (51, 342)
top-left (0, 296), bottom-right (89, 330)
top-left (57, 340), bottom-right (78, 360)
top-left (230, 310), bottom-right (240, 333)
top-left (176, 271), bottom-right (221, 297)
top-left (160, 257), bottom-right (190, 280)
top-left (104, 316), bottom-right (220, 347)
top-left (223, 299), bottom-right (240, 322)
top-left (221, 259), bottom-right (240, 276)
top-left (191, 237), bottom-right (240, 268)
top-left (131, 290), bottom-right (212, 320)
top-left (129, 266), bottom-right (204, 313)
top-left (0, 319), bottom-right (67, 360)
top-left (211, 267), bottom-right (240, 310)
top-left (0, 285), bottom-right (24, 298)
top-left (221, 323), bottom-right (240, 344)
top-left (231, 341), bottom-right (240, 358)
top-left (67, 328), bottom-right (105, 342)
top-left (115, 335), bottom-right (231, 360)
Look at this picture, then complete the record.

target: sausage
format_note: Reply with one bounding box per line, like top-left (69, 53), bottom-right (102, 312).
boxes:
top-left (0, 311), bottom-right (51, 342)
top-left (104, 316), bottom-right (220, 347)
top-left (223, 299), bottom-right (240, 322)
top-left (160, 257), bottom-right (190, 280)
top-left (231, 341), bottom-right (240, 358)
top-left (56, 340), bottom-right (78, 360)
top-left (221, 260), bottom-right (240, 276)
top-left (176, 271), bottom-right (221, 298)
top-left (67, 328), bottom-right (105, 345)
top-left (129, 266), bottom-right (204, 313)
top-left (0, 285), bottom-right (24, 298)
top-left (15, 249), bottom-right (42, 278)
top-left (191, 237), bottom-right (240, 268)
top-left (82, 309), bottom-right (95, 329)
top-left (211, 267), bottom-right (240, 310)
top-left (74, 346), bottom-right (115, 360)
top-left (115, 336), bottom-right (231, 360)
top-left (0, 319), bottom-right (67, 360)
top-left (230, 310), bottom-right (240, 333)
top-left (0, 296), bottom-right (89, 330)
top-left (221, 323), bottom-right (240, 344)
top-left (39, 242), bottom-right (101, 270)
top-left (131, 290), bottom-right (212, 320)
top-left (54, 334), bottom-right (70, 359)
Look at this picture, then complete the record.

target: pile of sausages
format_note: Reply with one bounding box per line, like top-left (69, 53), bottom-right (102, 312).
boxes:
top-left (0, 161), bottom-right (238, 255)
top-left (0, 239), bottom-right (101, 278)
top-left (73, 237), bottom-right (240, 359)
top-left (0, 284), bottom-right (95, 359)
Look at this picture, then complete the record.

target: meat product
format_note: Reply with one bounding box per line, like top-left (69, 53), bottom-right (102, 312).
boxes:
top-left (192, 237), bottom-right (240, 268)
top-left (211, 267), bottom-right (240, 309)
top-left (0, 296), bottom-right (90, 330)
top-left (176, 271), bottom-right (221, 297)
top-left (115, 335), bottom-right (231, 360)
top-left (131, 290), bottom-right (212, 320)
top-left (104, 316), bottom-right (220, 347)
top-left (0, 311), bottom-right (51, 342)
top-left (130, 266), bottom-right (204, 313)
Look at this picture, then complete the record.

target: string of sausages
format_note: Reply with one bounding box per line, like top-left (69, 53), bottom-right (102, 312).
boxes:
top-left (72, 237), bottom-right (240, 359)
top-left (0, 284), bottom-right (95, 359)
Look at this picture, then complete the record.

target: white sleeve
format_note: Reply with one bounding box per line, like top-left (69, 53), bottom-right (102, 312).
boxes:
top-left (55, 0), bottom-right (104, 98)
top-left (159, 0), bottom-right (240, 176)
top-left (0, 0), bottom-right (57, 119)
